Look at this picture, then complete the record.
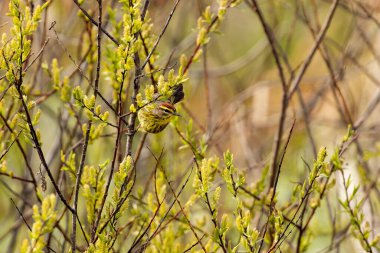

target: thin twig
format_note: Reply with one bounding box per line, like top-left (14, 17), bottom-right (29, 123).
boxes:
top-left (10, 198), bottom-right (31, 231)
top-left (71, 0), bottom-right (103, 250)
top-left (141, 0), bottom-right (182, 69)
top-left (287, 0), bottom-right (340, 99)
top-left (72, 0), bottom-right (119, 46)
top-left (24, 38), bottom-right (50, 72)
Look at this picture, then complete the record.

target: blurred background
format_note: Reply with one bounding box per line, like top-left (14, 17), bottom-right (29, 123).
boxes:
top-left (0, 0), bottom-right (380, 252)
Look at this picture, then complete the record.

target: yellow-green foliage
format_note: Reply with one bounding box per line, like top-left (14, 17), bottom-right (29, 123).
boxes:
top-left (82, 162), bottom-right (108, 225)
top-left (20, 195), bottom-right (57, 253)
top-left (1, 0), bottom-right (50, 82)
top-left (1, 0), bottom-right (379, 252)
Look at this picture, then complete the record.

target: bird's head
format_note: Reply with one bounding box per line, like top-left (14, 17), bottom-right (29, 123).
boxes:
top-left (158, 102), bottom-right (180, 117)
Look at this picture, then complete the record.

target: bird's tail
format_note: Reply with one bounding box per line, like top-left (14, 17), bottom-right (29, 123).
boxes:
top-left (169, 83), bottom-right (184, 104)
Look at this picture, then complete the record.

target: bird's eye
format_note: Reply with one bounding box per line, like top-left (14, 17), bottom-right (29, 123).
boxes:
top-left (163, 108), bottom-right (172, 114)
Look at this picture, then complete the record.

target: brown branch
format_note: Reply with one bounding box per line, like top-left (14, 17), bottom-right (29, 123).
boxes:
top-left (287, 0), bottom-right (340, 99)
top-left (72, 0), bottom-right (119, 46)
top-left (140, 0), bottom-right (182, 69)
top-left (15, 72), bottom-right (74, 214)
top-left (71, 0), bottom-right (103, 250)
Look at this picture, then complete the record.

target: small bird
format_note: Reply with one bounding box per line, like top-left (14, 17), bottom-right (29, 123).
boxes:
top-left (137, 84), bottom-right (184, 133)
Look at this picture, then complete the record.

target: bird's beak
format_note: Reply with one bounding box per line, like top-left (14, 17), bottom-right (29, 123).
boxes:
top-left (172, 111), bottom-right (181, 116)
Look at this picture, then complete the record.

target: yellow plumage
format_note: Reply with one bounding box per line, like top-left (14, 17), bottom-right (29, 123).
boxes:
top-left (137, 84), bottom-right (184, 134)
top-left (138, 102), bottom-right (176, 133)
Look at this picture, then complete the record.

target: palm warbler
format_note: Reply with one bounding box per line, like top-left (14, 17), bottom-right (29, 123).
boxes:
top-left (138, 84), bottom-right (184, 133)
